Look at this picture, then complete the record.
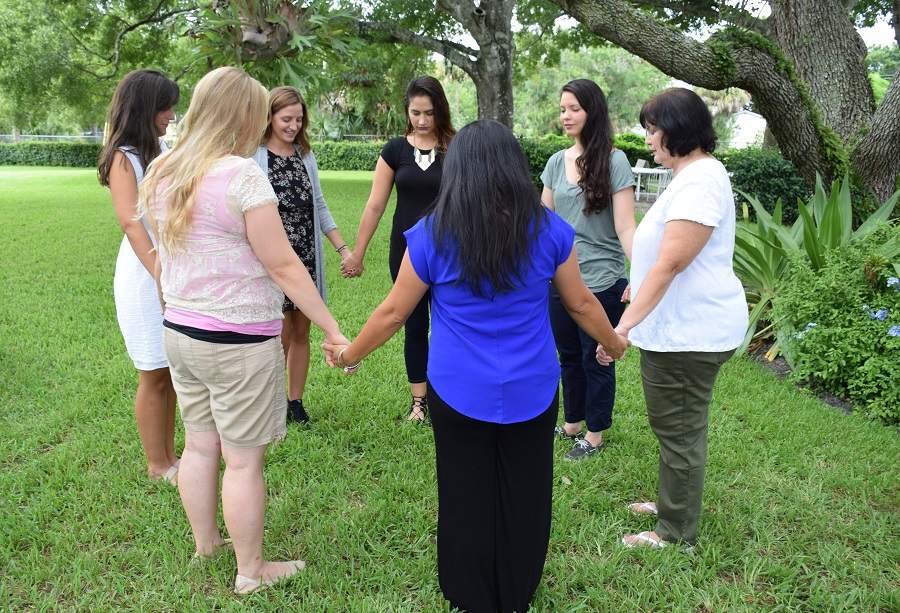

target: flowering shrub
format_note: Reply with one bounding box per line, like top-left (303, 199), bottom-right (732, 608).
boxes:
top-left (773, 226), bottom-right (900, 424)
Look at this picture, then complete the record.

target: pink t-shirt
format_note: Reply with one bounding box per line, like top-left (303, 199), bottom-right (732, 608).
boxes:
top-left (147, 156), bottom-right (285, 335)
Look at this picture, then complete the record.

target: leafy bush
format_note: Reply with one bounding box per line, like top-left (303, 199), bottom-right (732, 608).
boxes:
top-left (0, 137), bottom-right (655, 184)
top-left (0, 141), bottom-right (102, 167)
top-left (772, 226), bottom-right (900, 425)
top-left (733, 174), bottom-right (899, 355)
top-left (719, 147), bottom-right (808, 222)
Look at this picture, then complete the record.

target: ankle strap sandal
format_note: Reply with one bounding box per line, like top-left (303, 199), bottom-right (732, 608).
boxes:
top-left (407, 395), bottom-right (429, 423)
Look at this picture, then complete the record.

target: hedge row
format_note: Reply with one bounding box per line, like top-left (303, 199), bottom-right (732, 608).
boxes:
top-left (0, 139), bottom-right (806, 217)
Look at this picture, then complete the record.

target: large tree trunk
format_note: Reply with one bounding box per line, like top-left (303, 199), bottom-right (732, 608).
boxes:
top-left (436, 0), bottom-right (516, 127)
top-left (550, 0), bottom-right (900, 200)
top-left (769, 0), bottom-right (873, 142)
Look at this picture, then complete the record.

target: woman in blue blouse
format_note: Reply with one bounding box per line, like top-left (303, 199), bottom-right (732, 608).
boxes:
top-left (325, 120), bottom-right (628, 613)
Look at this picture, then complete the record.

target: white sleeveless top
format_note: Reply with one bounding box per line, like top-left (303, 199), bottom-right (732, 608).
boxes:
top-left (112, 141), bottom-right (169, 370)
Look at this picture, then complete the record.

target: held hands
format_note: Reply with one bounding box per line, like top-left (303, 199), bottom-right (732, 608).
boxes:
top-left (596, 325), bottom-right (630, 365)
top-left (340, 249), bottom-right (364, 278)
top-left (322, 337), bottom-right (360, 375)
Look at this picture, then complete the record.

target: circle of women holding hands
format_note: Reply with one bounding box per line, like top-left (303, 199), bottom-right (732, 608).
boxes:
top-left (100, 64), bottom-right (747, 611)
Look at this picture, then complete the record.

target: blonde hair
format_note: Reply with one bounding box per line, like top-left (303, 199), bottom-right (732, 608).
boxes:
top-left (263, 86), bottom-right (311, 154)
top-left (140, 66), bottom-right (269, 253)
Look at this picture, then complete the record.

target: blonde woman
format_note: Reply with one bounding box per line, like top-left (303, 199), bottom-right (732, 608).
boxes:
top-left (252, 86), bottom-right (352, 423)
top-left (140, 67), bottom-right (348, 593)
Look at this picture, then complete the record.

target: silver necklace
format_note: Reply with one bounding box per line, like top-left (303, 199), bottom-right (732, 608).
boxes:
top-left (413, 136), bottom-right (436, 171)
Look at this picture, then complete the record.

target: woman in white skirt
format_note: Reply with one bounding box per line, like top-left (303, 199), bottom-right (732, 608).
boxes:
top-left (98, 69), bottom-right (181, 483)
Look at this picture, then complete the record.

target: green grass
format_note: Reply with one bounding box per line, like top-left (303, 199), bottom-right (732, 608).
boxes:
top-left (1, 166), bottom-right (898, 611)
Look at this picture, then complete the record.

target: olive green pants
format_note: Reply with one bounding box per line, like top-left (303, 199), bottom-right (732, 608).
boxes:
top-left (640, 348), bottom-right (734, 545)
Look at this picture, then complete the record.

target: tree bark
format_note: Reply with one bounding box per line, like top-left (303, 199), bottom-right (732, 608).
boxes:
top-left (769, 0), bottom-right (873, 143)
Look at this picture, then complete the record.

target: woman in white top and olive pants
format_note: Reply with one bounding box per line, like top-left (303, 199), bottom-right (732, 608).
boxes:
top-left (607, 88), bottom-right (748, 548)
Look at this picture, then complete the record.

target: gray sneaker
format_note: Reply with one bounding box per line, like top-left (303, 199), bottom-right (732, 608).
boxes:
top-left (564, 438), bottom-right (604, 461)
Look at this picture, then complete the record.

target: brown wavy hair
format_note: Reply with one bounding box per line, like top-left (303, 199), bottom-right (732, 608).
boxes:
top-left (561, 79), bottom-right (613, 215)
top-left (262, 86), bottom-right (311, 155)
top-left (404, 76), bottom-right (455, 152)
top-left (98, 70), bottom-right (179, 186)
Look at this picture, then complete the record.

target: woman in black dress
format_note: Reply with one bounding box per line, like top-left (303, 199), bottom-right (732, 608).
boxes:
top-left (341, 76), bottom-right (455, 421)
top-left (253, 86), bottom-right (352, 423)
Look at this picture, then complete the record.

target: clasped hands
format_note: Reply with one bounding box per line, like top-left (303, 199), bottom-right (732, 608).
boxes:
top-left (322, 336), bottom-right (360, 374)
top-left (340, 250), bottom-right (364, 278)
top-left (596, 324), bottom-right (631, 365)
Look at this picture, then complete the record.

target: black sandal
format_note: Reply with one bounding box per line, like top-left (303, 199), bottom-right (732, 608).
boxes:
top-left (406, 395), bottom-right (429, 423)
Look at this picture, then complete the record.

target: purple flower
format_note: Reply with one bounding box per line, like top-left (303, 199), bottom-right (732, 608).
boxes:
top-left (873, 308), bottom-right (890, 321)
top-left (889, 325), bottom-right (900, 337)
top-left (888, 277), bottom-right (900, 290)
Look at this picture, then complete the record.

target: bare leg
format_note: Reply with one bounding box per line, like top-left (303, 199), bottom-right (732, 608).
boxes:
top-left (284, 310), bottom-right (311, 402)
top-left (221, 443), bottom-right (301, 582)
top-left (178, 430), bottom-right (226, 556)
top-left (136, 367), bottom-right (179, 476)
top-left (164, 375), bottom-right (178, 464)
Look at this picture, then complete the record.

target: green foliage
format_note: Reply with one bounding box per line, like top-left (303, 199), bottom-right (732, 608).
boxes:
top-left (310, 141), bottom-right (382, 171)
top-left (719, 148), bottom-right (809, 223)
top-left (0, 137), bottom-right (656, 184)
top-left (868, 72), bottom-right (889, 105)
top-left (772, 226), bottom-right (900, 424)
top-left (733, 174), bottom-right (899, 354)
top-left (0, 142), bottom-right (102, 167)
top-left (866, 44), bottom-right (900, 79)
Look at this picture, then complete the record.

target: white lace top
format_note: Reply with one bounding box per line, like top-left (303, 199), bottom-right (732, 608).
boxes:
top-left (149, 156), bottom-right (285, 326)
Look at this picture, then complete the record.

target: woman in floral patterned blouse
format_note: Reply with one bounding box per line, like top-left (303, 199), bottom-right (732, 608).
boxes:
top-left (253, 86), bottom-right (354, 424)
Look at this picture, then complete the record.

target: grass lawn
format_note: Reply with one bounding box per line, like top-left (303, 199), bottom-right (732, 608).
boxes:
top-left (1, 166), bottom-right (897, 611)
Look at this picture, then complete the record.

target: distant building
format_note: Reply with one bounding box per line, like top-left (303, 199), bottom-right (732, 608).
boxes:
top-left (727, 110), bottom-right (766, 149)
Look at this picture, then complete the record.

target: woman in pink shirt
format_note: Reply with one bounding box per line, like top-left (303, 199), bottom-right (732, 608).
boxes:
top-left (141, 66), bottom-right (348, 594)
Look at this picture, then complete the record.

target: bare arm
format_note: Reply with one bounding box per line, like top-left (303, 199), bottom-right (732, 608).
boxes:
top-left (108, 151), bottom-right (156, 274)
top-left (617, 220), bottom-right (714, 333)
top-left (341, 157), bottom-right (395, 277)
top-left (245, 203), bottom-right (344, 343)
top-left (553, 248), bottom-right (627, 359)
top-left (327, 252), bottom-right (428, 366)
top-left (612, 187), bottom-right (636, 261)
top-left (541, 186), bottom-right (555, 210)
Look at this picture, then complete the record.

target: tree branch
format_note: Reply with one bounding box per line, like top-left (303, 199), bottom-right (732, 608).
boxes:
top-left (893, 0), bottom-right (899, 46)
top-left (72, 1), bottom-right (199, 79)
top-left (359, 20), bottom-right (479, 75)
top-left (852, 72), bottom-right (900, 200)
top-left (108, 2), bottom-right (199, 73)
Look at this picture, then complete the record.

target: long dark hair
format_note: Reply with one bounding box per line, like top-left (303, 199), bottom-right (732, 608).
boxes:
top-left (98, 69), bottom-right (179, 186)
top-left (430, 120), bottom-right (546, 296)
top-left (405, 75), bottom-right (455, 152)
top-left (561, 79), bottom-right (613, 215)
top-left (263, 85), bottom-right (311, 154)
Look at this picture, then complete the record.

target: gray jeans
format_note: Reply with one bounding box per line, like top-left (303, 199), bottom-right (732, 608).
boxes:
top-left (639, 348), bottom-right (735, 544)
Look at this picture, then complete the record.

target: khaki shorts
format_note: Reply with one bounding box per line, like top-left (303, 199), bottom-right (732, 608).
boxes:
top-left (164, 328), bottom-right (286, 448)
